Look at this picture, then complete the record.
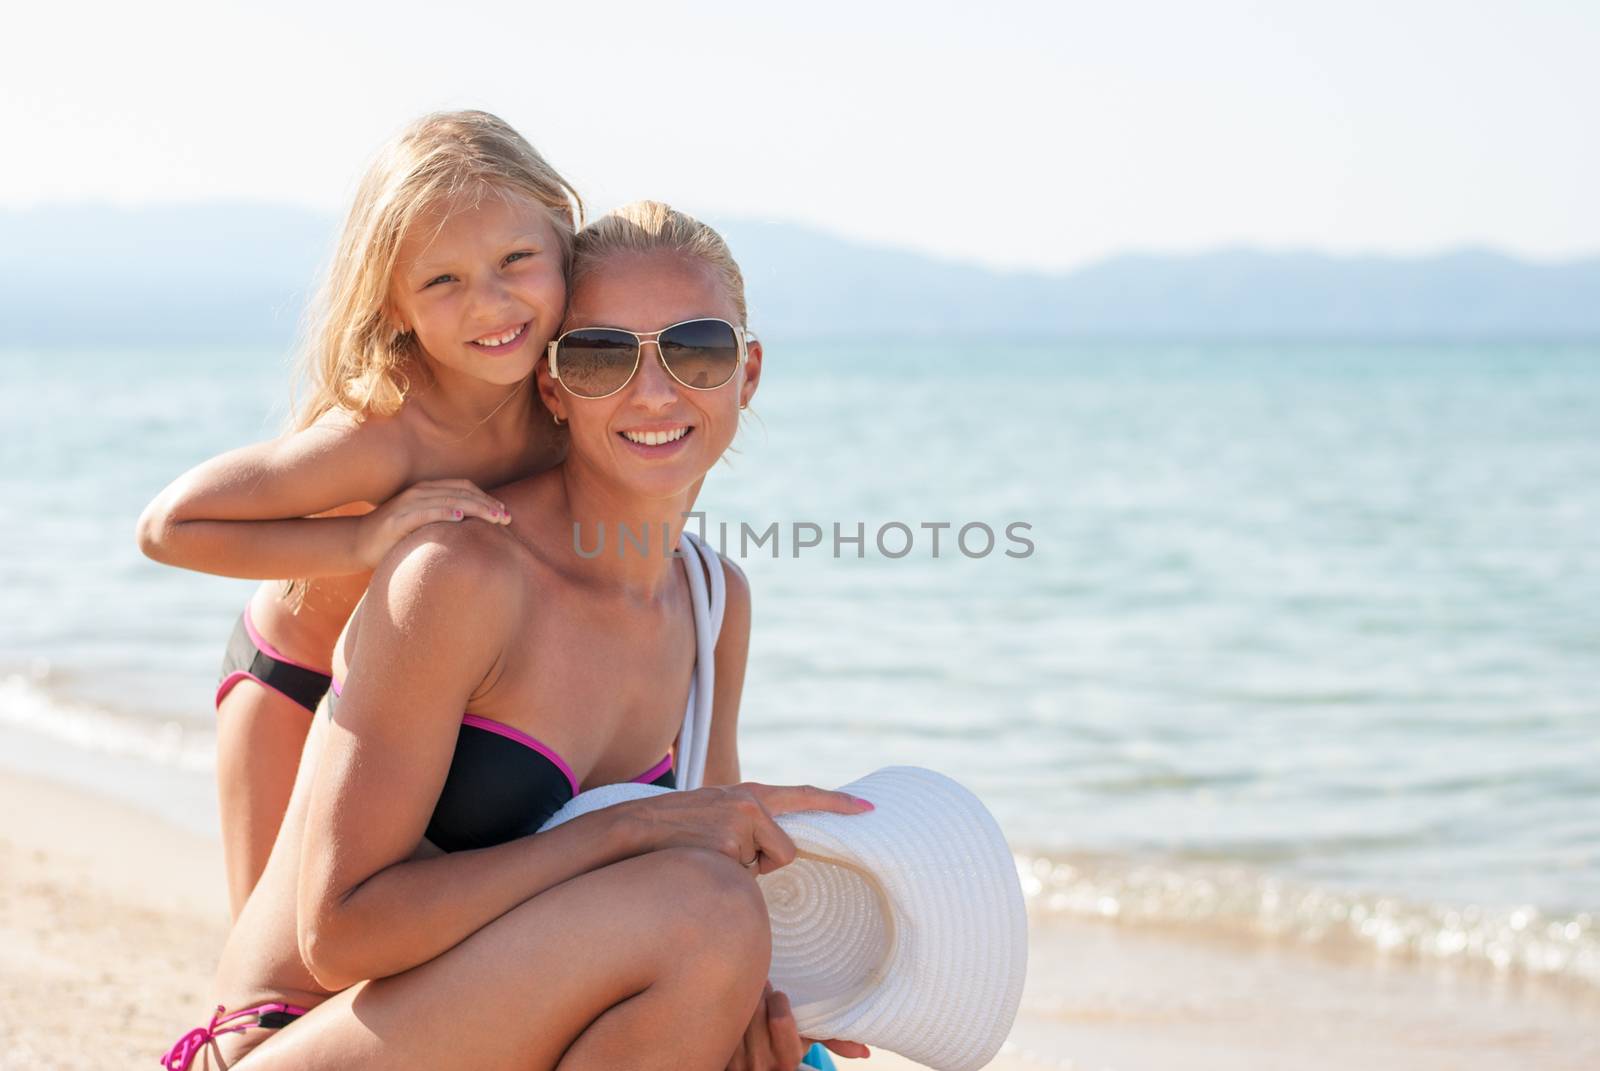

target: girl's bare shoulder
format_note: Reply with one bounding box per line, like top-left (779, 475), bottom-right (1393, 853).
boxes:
top-left (300, 404), bottom-right (419, 480)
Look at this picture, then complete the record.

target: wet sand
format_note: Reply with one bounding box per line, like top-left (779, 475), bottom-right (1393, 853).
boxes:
top-left (2, 766), bottom-right (1595, 1070)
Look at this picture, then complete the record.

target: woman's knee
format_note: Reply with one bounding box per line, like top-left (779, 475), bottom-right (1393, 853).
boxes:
top-left (644, 848), bottom-right (771, 961)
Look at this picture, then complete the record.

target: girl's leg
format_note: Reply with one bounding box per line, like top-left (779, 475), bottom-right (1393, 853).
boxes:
top-left (215, 681), bottom-right (314, 919)
top-left (233, 847), bottom-right (772, 1071)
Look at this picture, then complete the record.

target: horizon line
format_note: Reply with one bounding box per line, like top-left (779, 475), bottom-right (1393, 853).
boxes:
top-left (2, 197), bottom-right (1597, 276)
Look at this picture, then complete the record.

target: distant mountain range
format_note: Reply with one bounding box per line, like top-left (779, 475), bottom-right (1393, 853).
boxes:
top-left (3, 202), bottom-right (1597, 341)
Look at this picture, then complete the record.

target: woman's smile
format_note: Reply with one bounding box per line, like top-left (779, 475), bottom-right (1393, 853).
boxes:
top-left (617, 422), bottom-right (694, 456)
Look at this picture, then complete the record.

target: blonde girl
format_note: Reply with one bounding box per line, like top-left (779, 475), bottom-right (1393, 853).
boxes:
top-left (138, 110), bottom-right (579, 918)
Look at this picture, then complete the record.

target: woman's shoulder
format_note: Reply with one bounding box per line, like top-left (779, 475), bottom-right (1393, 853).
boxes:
top-left (718, 552), bottom-right (751, 646)
top-left (372, 519), bottom-right (528, 618)
top-left (682, 535), bottom-right (749, 644)
top-left (716, 550), bottom-right (749, 606)
top-left (680, 533), bottom-right (749, 595)
top-left (336, 521), bottom-right (525, 682)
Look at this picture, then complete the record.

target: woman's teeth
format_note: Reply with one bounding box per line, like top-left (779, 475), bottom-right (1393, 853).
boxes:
top-left (621, 427), bottom-right (690, 446)
top-left (473, 324), bottom-right (525, 346)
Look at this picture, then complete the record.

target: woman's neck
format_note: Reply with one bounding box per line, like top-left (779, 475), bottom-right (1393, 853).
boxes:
top-left (553, 460), bottom-right (705, 597)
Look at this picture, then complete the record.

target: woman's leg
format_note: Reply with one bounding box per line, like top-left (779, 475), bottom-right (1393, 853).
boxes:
top-left (233, 847), bottom-right (772, 1071)
top-left (215, 681), bottom-right (314, 920)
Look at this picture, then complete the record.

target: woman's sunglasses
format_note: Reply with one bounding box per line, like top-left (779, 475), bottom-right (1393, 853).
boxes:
top-left (547, 317), bottom-right (752, 400)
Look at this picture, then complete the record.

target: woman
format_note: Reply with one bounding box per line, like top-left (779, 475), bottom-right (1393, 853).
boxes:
top-left (164, 203), bottom-right (872, 1070)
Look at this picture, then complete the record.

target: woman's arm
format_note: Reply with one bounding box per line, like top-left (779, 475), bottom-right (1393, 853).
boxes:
top-left (135, 411), bottom-right (505, 579)
top-left (299, 532), bottom-right (816, 992)
top-left (702, 556), bottom-right (752, 787)
top-left (294, 524), bottom-right (647, 991)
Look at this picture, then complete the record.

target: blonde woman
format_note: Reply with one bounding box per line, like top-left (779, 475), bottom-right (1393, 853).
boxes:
top-left (139, 111), bottom-right (577, 918)
top-left (158, 204), bottom-right (873, 1070)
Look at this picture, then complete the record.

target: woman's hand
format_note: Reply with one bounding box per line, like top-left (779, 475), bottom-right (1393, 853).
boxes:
top-left (726, 982), bottom-right (806, 1071)
top-left (354, 478), bottom-right (510, 569)
top-left (807, 1037), bottom-right (872, 1061)
top-left (726, 983), bottom-right (871, 1070)
top-left (623, 783), bottom-right (874, 875)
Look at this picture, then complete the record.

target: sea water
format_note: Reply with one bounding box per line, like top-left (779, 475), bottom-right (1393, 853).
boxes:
top-left (2, 339), bottom-right (1597, 1011)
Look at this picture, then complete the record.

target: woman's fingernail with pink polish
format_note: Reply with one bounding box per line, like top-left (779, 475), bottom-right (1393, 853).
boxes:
top-left (853, 796), bottom-right (875, 810)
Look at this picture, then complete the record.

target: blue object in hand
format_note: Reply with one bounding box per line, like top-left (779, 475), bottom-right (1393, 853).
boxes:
top-left (800, 1042), bottom-right (838, 1069)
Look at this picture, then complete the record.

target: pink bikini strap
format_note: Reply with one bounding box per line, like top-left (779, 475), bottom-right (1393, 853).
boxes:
top-left (159, 1003), bottom-right (308, 1070)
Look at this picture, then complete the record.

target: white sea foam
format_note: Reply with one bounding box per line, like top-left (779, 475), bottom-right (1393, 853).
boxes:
top-left (0, 672), bottom-right (215, 774)
top-left (5, 667), bottom-right (1598, 996)
top-left (1016, 850), bottom-right (1600, 992)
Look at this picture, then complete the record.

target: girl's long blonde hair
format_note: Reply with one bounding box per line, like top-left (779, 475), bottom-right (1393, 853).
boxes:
top-left (292, 110), bottom-right (583, 430)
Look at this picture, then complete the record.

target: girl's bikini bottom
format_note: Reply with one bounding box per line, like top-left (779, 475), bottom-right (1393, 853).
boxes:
top-left (215, 606), bottom-right (332, 714)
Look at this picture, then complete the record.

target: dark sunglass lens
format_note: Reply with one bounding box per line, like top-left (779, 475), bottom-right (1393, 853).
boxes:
top-left (556, 329), bottom-right (638, 397)
top-left (659, 319), bottom-right (739, 389)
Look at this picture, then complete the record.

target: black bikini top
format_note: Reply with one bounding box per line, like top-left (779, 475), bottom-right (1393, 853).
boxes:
top-left (326, 683), bottom-right (676, 852)
top-left (325, 531), bottom-right (724, 853)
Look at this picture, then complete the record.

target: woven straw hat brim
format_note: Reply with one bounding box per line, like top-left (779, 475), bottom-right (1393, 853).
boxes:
top-left (761, 767), bottom-right (1026, 1071)
top-left (539, 768), bottom-right (1027, 1071)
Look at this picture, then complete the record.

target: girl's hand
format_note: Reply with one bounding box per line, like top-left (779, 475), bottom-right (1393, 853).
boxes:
top-left (624, 783), bottom-right (874, 876)
top-left (354, 478), bottom-right (510, 569)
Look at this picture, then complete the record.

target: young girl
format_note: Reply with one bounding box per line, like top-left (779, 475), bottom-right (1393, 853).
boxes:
top-left (138, 110), bottom-right (580, 918)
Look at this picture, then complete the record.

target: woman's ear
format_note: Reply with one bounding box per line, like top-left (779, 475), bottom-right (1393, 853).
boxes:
top-left (535, 354), bottom-right (566, 424)
top-left (739, 337), bottom-right (763, 409)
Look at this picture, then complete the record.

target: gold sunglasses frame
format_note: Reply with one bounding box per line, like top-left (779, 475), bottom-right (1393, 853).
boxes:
top-left (546, 317), bottom-right (753, 400)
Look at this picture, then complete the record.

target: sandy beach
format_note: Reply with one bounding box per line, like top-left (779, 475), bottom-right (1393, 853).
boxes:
top-left (5, 763), bottom-right (1598, 1070)
top-left (0, 769), bottom-right (1010, 1070)
top-left (0, 771), bottom-right (226, 1068)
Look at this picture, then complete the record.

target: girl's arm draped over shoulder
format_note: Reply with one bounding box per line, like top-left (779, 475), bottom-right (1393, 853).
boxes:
top-left (293, 524), bottom-right (647, 991)
top-left (136, 412), bottom-right (405, 578)
top-left (135, 411), bottom-right (505, 579)
top-left (702, 555), bottom-right (752, 787)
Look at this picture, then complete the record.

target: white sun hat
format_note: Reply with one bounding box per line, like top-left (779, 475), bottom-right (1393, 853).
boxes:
top-left (541, 766), bottom-right (1028, 1071)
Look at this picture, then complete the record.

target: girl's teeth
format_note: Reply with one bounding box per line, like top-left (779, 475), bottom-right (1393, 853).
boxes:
top-left (474, 325), bottom-right (524, 346)
top-left (622, 427), bottom-right (689, 446)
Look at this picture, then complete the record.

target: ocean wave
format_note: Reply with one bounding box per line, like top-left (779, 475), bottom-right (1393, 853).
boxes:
top-left (1015, 850), bottom-right (1600, 991)
top-left (7, 669), bottom-right (1598, 996)
top-left (0, 671), bottom-right (215, 773)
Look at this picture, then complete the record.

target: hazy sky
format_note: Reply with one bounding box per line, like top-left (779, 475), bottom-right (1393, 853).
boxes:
top-left (3, 0), bottom-right (1596, 270)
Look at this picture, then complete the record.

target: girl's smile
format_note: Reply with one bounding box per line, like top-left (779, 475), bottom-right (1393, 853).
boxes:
top-left (467, 320), bottom-right (531, 355)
